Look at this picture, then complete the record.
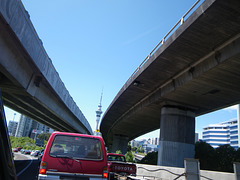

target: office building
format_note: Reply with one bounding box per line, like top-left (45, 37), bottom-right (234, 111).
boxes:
top-left (150, 137), bottom-right (159, 145)
top-left (15, 114), bottom-right (54, 138)
top-left (8, 120), bottom-right (18, 136)
top-left (15, 115), bottom-right (33, 137)
top-left (202, 118), bottom-right (238, 149)
top-left (35, 122), bottom-right (54, 133)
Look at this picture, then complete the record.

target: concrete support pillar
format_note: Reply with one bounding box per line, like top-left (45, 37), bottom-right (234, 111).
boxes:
top-left (158, 106), bottom-right (195, 167)
top-left (111, 134), bottom-right (129, 154)
top-left (234, 162), bottom-right (240, 180)
top-left (185, 159), bottom-right (200, 180)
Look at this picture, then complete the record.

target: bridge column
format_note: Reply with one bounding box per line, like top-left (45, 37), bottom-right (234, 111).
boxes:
top-left (111, 135), bottom-right (129, 154)
top-left (158, 106), bottom-right (195, 167)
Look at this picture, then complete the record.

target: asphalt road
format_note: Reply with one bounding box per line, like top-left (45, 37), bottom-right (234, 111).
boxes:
top-left (14, 152), bottom-right (40, 180)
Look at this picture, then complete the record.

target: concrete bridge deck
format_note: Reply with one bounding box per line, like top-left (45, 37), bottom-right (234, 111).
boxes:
top-left (101, 0), bottom-right (240, 146)
top-left (0, 0), bottom-right (92, 134)
top-left (100, 0), bottom-right (240, 167)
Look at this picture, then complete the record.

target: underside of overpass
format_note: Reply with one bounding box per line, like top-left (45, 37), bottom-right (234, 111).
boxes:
top-left (0, 0), bottom-right (92, 134)
top-left (100, 0), bottom-right (240, 149)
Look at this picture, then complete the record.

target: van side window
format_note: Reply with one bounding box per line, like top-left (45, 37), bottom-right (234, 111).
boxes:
top-left (49, 135), bottom-right (103, 160)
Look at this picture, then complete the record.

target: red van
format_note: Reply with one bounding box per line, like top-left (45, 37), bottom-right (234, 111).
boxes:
top-left (38, 132), bottom-right (108, 180)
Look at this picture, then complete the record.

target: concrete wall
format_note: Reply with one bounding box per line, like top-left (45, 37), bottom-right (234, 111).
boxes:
top-left (136, 164), bottom-right (235, 180)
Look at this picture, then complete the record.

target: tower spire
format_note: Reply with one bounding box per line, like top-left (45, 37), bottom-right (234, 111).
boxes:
top-left (95, 90), bottom-right (103, 135)
top-left (99, 90), bottom-right (103, 106)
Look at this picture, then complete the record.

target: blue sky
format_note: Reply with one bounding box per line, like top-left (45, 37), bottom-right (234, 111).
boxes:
top-left (5, 0), bottom-right (239, 140)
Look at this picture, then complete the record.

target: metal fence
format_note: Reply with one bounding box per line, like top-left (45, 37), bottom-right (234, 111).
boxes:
top-left (125, 0), bottom-right (203, 86)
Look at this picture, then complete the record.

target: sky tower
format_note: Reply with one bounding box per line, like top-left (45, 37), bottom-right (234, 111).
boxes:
top-left (95, 91), bottom-right (103, 133)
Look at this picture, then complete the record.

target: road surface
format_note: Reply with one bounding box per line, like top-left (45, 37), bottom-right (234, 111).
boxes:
top-left (14, 152), bottom-right (39, 180)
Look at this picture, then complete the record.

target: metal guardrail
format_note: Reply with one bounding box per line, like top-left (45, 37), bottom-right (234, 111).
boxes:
top-left (126, 0), bottom-right (202, 85)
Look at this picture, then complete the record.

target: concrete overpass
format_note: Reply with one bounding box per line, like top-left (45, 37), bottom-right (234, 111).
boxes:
top-left (100, 0), bottom-right (240, 167)
top-left (0, 0), bottom-right (92, 134)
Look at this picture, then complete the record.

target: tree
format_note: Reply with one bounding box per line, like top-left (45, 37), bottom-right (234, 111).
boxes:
top-left (116, 150), bottom-right (122, 154)
top-left (37, 133), bottom-right (51, 141)
top-left (195, 141), bottom-right (239, 172)
top-left (215, 144), bottom-right (236, 172)
top-left (127, 143), bottom-right (132, 152)
top-left (140, 151), bottom-right (158, 165)
top-left (137, 146), bottom-right (144, 153)
top-left (10, 136), bottom-right (44, 150)
top-left (235, 148), bottom-right (240, 162)
top-left (132, 146), bottom-right (137, 152)
top-left (195, 140), bottom-right (217, 171)
top-left (125, 151), bottom-right (134, 162)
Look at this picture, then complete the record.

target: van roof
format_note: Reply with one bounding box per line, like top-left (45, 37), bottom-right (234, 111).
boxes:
top-left (107, 153), bottom-right (125, 157)
top-left (52, 132), bottom-right (102, 139)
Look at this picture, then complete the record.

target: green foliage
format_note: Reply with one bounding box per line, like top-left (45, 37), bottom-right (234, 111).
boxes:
top-left (127, 143), bottom-right (132, 152)
top-left (37, 133), bottom-right (51, 141)
top-left (140, 151), bottom-right (158, 165)
top-left (115, 150), bottom-right (122, 154)
top-left (195, 141), bottom-right (217, 170)
top-left (34, 146), bottom-right (43, 150)
top-left (125, 151), bottom-right (134, 162)
top-left (133, 141), bottom-right (240, 171)
top-left (137, 146), bottom-right (144, 153)
top-left (195, 141), bottom-right (240, 173)
top-left (132, 146), bottom-right (137, 151)
top-left (215, 144), bottom-right (236, 172)
top-left (10, 136), bottom-right (44, 150)
top-left (235, 148), bottom-right (240, 162)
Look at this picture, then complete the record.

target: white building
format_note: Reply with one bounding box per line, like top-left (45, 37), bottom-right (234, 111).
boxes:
top-left (150, 137), bottom-right (159, 145)
top-left (202, 118), bottom-right (238, 149)
top-left (130, 140), bottom-right (139, 148)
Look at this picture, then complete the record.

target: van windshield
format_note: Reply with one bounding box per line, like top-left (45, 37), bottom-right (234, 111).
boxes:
top-left (107, 155), bottom-right (125, 162)
top-left (49, 135), bottom-right (103, 160)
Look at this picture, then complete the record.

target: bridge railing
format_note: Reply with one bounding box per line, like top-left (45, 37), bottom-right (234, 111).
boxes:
top-left (126, 0), bottom-right (202, 85)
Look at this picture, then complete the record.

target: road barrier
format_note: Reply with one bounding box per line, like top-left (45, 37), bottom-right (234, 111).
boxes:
top-left (135, 159), bottom-right (238, 180)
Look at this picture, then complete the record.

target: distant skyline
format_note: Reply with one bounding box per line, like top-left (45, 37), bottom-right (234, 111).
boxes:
top-left (5, 104), bottom-right (238, 140)
top-left (4, 0), bottom-right (239, 140)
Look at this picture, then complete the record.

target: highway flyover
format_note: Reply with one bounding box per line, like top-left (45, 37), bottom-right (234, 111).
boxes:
top-left (100, 0), bottom-right (240, 167)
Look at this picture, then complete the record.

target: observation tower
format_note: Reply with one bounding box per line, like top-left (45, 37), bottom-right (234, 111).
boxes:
top-left (95, 92), bottom-right (103, 135)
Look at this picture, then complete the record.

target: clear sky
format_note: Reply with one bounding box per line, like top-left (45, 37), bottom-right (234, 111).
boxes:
top-left (4, 0), bottom-right (239, 140)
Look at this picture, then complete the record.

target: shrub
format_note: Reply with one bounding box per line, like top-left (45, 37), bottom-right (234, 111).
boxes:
top-left (140, 151), bottom-right (158, 165)
top-left (125, 151), bottom-right (134, 162)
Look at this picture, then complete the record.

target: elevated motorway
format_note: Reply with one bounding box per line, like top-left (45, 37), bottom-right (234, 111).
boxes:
top-left (0, 0), bottom-right (92, 134)
top-left (100, 0), bottom-right (240, 166)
